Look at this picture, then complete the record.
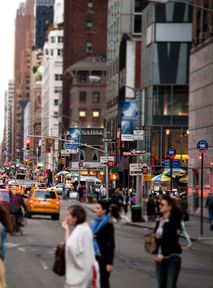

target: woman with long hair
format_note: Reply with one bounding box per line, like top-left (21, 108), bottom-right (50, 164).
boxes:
top-left (154, 195), bottom-right (182, 288)
top-left (91, 200), bottom-right (120, 288)
top-left (62, 205), bottom-right (96, 288)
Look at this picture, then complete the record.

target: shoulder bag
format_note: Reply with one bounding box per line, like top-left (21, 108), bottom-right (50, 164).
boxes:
top-left (53, 242), bottom-right (65, 276)
top-left (144, 233), bottom-right (157, 254)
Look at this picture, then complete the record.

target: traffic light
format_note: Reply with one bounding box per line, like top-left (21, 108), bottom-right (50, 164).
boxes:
top-left (26, 139), bottom-right (31, 150)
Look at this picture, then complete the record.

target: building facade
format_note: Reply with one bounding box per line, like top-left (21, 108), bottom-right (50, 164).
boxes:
top-left (13, 0), bottom-right (34, 161)
top-left (62, 0), bottom-right (108, 133)
top-left (54, 0), bottom-right (64, 25)
top-left (35, 0), bottom-right (55, 49)
top-left (41, 28), bottom-right (63, 168)
top-left (188, 0), bottom-right (213, 194)
top-left (142, 2), bottom-right (192, 173)
top-left (6, 81), bottom-right (15, 161)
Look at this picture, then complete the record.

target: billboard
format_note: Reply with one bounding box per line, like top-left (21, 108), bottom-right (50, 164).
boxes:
top-left (66, 128), bottom-right (104, 152)
top-left (121, 101), bottom-right (138, 141)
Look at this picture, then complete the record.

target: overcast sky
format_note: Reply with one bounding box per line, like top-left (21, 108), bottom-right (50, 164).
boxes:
top-left (0, 0), bottom-right (21, 142)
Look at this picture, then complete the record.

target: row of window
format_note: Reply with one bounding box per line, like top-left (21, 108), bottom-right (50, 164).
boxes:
top-left (79, 110), bottom-right (100, 120)
top-left (55, 74), bottom-right (63, 81)
top-left (46, 49), bottom-right (63, 57)
top-left (79, 91), bottom-right (100, 103)
top-left (50, 36), bottom-right (64, 44)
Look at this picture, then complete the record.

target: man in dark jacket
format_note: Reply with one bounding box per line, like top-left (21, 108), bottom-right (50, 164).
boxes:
top-left (206, 193), bottom-right (213, 230)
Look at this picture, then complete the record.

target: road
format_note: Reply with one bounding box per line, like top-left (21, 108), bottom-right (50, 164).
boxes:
top-left (5, 201), bottom-right (213, 288)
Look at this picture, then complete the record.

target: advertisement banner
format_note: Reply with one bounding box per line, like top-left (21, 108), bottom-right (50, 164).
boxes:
top-left (66, 128), bottom-right (104, 153)
top-left (121, 101), bottom-right (138, 141)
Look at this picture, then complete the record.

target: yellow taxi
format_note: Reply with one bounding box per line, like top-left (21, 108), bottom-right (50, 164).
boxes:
top-left (26, 189), bottom-right (60, 220)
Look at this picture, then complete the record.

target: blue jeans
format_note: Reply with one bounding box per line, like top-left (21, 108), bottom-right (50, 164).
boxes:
top-left (156, 255), bottom-right (181, 288)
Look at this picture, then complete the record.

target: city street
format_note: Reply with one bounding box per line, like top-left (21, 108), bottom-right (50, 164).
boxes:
top-left (5, 201), bottom-right (213, 288)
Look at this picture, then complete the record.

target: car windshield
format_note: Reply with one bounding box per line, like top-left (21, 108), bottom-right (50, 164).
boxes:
top-left (0, 191), bottom-right (10, 202)
top-left (34, 191), bottom-right (56, 200)
top-left (10, 185), bottom-right (18, 189)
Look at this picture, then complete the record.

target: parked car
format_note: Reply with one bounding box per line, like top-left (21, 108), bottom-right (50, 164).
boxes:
top-left (26, 189), bottom-right (60, 220)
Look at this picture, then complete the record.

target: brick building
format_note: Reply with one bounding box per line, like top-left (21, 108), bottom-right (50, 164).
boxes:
top-left (188, 0), bottom-right (213, 194)
top-left (61, 0), bottom-right (108, 133)
top-left (13, 0), bottom-right (35, 161)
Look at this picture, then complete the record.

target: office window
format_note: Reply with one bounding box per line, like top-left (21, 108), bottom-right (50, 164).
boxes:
top-left (46, 49), bottom-right (49, 55)
top-left (79, 72), bottom-right (87, 83)
top-left (86, 41), bottom-right (93, 53)
top-left (51, 49), bottom-right (54, 56)
top-left (134, 15), bottom-right (142, 34)
top-left (93, 92), bottom-right (100, 103)
top-left (88, 0), bottom-right (93, 10)
top-left (79, 110), bottom-right (87, 120)
top-left (54, 87), bottom-right (62, 93)
top-left (58, 36), bottom-right (63, 43)
top-left (86, 20), bottom-right (93, 32)
top-left (79, 91), bottom-right (87, 103)
top-left (57, 49), bottom-right (63, 56)
top-left (92, 110), bottom-right (100, 119)
top-left (55, 74), bottom-right (63, 81)
top-left (54, 99), bottom-right (59, 106)
top-left (133, 0), bottom-right (143, 35)
top-left (51, 36), bottom-right (55, 43)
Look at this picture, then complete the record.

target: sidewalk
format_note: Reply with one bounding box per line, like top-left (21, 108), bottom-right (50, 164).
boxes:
top-left (83, 203), bottom-right (213, 244)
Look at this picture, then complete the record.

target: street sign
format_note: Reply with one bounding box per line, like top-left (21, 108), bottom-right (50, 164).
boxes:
top-left (102, 138), bottom-right (113, 142)
top-left (61, 150), bottom-right (71, 156)
top-left (130, 149), bottom-right (146, 155)
top-left (100, 156), bottom-right (115, 165)
top-left (133, 130), bottom-right (144, 141)
top-left (167, 147), bottom-right (176, 158)
top-left (121, 134), bottom-right (134, 141)
top-left (129, 163), bottom-right (144, 176)
top-left (197, 140), bottom-right (208, 152)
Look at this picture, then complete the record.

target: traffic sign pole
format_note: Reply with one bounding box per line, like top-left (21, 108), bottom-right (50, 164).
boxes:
top-left (201, 152), bottom-right (204, 236)
top-left (197, 140), bottom-right (208, 236)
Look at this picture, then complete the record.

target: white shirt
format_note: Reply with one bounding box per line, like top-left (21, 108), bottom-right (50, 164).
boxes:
top-left (65, 222), bottom-right (95, 286)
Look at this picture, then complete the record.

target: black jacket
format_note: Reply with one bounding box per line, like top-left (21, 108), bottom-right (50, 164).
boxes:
top-left (155, 218), bottom-right (182, 257)
top-left (96, 222), bottom-right (115, 265)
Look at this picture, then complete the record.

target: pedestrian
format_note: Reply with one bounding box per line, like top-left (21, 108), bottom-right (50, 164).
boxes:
top-left (100, 185), bottom-right (107, 199)
top-left (91, 200), bottom-right (120, 288)
top-left (206, 193), bottom-right (213, 230)
top-left (95, 186), bottom-right (101, 201)
top-left (153, 195), bottom-right (182, 288)
top-left (122, 188), bottom-right (129, 215)
top-left (62, 205), bottom-right (97, 288)
top-left (78, 184), bottom-right (84, 202)
top-left (0, 203), bottom-right (11, 288)
top-left (147, 195), bottom-right (156, 221)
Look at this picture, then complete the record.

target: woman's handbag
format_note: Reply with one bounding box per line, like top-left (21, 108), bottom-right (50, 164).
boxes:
top-left (144, 233), bottom-right (157, 254)
top-left (53, 243), bottom-right (65, 276)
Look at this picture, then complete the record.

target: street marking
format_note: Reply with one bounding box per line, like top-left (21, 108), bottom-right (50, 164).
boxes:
top-left (41, 260), bottom-right (48, 270)
top-left (18, 247), bottom-right (25, 252)
top-left (6, 242), bottom-right (20, 249)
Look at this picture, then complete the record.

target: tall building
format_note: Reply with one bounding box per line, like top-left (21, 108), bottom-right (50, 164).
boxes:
top-left (188, 0), bottom-right (213, 194)
top-left (62, 0), bottom-right (108, 133)
top-left (27, 50), bottom-right (43, 162)
top-left (5, 81), bottom-right (15, 161)
top-left (13, 0), bottom-right (34, 161)
top-left (142, 2), bottom-right (192, 172)
top-left (54, 0), bottom-right (64, 25)
top-left (35, 0), bottom-right (55, 49)
top-left (41, 28), bottom-right (63, 168)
